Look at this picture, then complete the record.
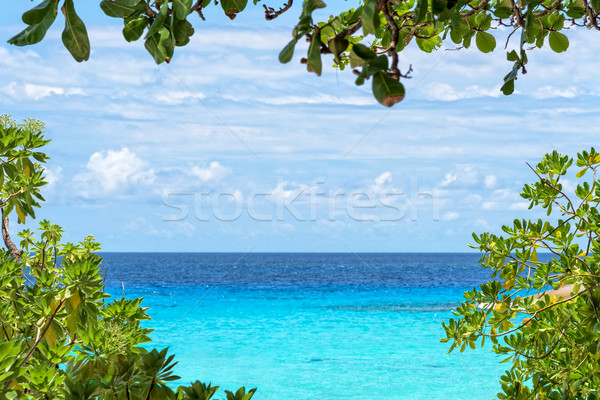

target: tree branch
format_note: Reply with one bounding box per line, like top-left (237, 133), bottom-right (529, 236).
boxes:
top-left (263, 1), bottom-right (293, 20)
top-left (1, 208), bottom-right (23, 261)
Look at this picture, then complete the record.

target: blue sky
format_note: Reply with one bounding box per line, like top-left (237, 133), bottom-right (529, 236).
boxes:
top-left (0, 2), bottom-right (598, 252)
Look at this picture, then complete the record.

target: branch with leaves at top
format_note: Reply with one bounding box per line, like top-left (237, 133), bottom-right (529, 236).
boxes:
top-left (7, 0), bottom-right (600, 106)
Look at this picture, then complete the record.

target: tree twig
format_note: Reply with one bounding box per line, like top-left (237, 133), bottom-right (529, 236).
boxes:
top-left (1, 209), bottom-right (23, 261)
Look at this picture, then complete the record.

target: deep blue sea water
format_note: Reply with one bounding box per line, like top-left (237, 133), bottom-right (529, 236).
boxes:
top-left (102, 253), bottom-right (506, 400)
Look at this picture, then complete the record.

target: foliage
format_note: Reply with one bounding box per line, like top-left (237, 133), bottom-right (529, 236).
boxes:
top-left (0, 115), bottom-right (256, 399)
top-left (442, 148), bottom-right (600, 399)
top-left (8, 0), bottom-right (599, 106)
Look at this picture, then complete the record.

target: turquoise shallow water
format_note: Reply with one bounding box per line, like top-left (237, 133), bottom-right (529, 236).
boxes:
top-left (103, 253), bottom-right (506, 399)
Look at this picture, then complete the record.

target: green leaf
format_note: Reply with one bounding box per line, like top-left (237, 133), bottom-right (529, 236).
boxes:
top-left (329, 37), bottom-right (349, 63)
top-left (414, 0), bottom-right (429, 23)
top-left (301, 0), bottom-right (326, 19)
top-left (416, 35), bottom-right (441, 52)
top-left (307, 31), bottom-right (322, 76)
top-left (8, 1), bottom-right (58, 46)
top-left (362, 0), bottom-right (379, 36)
top-left (100, 0), bottom-right (146, 18)
top-left (22, 0), bottom-right (59, 25)
top-left (352, 43), bottom-right (377, 60)
top-left (172, 18), bottom-right (194, 46)
top-left (567, 0), bottom-right (586, 17)
top-left (501, 78), bottom-right (514, 95)
top-left (475, 31), bottom-right (496, 53)
top-left (145, 28), bottom-right (174, 64)
top-left (279, 39), bottom-right (297, 63)
top-left (548, 31), bottom-right (569, 53)
top-left (372, 71), bottom-right (405, 107)
top-left (145, 2), bottom-right (168, 39)
top-left (221, 0), bottom-right (248, 19)
top-left (61, 0), bottom-right (90, 62)
top-left (493, 0), bottom-right (513, 18)
top-left (173, 0), bottom-right (193, 20)
top-left (365, 55), bottom-right (388, 77)
top-left (506, 50), bottom-right (519, 62)
top-left (123, 18), bottom-right (148, 42)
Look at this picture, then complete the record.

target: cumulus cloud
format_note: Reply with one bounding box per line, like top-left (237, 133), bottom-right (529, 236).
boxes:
top-left (419, 82), bottom-right (502, 101)
top-left (154, 90), bottom-right (204, 105)
top-left (533, 85), bottom-right (580, 99)
top-left (442, 211), bottom-right (460, 221)
top-left (2, 82), bottom-right (86, 101)
top-left (191, 161), bottom-right (229, 183)
top-left (481, 188), bottom-right (525, 211)
top-left (484, 175), bottom-right (498, 189)
top-left (439, 165), bottom-right (499, 191)
top-left (74, 148), bottom-right (155, 197)
top-left (440, 165), bottom-right (480, 188)
top-left (250, 93), bottom-right (374, 106)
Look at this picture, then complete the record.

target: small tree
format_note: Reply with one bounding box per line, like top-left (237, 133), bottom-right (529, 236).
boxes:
top-left (0, 116), bottom-right (256, 399)
top-left (442, 148), bottom-right (600, 399)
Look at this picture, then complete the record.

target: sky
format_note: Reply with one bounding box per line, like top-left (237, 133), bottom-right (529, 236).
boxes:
top-left (0, 2), bottom-right (598, 252)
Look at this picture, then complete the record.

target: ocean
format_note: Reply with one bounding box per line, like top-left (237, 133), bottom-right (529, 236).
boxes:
top-left (102, 253), bottom-right (506, 399)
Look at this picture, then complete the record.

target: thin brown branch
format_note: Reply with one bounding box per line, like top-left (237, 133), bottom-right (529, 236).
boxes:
top-left (1, 209), bottom-right (23, 261)
top-left (379, 0), bottom-right (400, 80)
top-left (263, 0), bottom-right (293, 20)
top-left (2, 298), bottom-right (66, 389)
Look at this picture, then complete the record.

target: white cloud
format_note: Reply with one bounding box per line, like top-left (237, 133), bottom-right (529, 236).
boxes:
top-left (481, 188), bottom-right (524, 211)
top-left (440, 165), bottom-right (481, 188)
top-left (509, 201), bottom-right (530, 210)
top-left (44, 166), bottom-right (62, 186)
top-left (442, 211), bottom-right (460, 221)
top-left (484, 175), bottom-right (497, 189)
top-left (251, 93), bottom-right (374, 106)
top-left (375, 171), bottom-right (393, 187)
top-left (1, 81), bottom-right (86, 101)
top-left (74, 148), bottom-right (155, 196)
top-left (474, 218), bottom-right (489, 230)
top-left (154, 90), bottom-right (204, 105)
top-left (420, 82), bottom-right (502, 101)
top-left (533, 85), bottom-right (580, 99)
top-left (191, 161), bottom-right (229, 183)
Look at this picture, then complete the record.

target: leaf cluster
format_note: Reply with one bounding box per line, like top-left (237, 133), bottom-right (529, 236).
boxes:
top-left (0, 117), bottom-right (256, 400)
top-left (9, 0), bottom-right (599, 106)
top-left (442, 148), bottom-right (600, 399)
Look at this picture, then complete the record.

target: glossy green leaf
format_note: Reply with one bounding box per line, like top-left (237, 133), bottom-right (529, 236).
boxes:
top-left (173, 0), bottom-right (193, 20)
top-left (22, 0), bottom-right (59, 25)
top-left (123, 18), bottom-right (148, 42)
top-left (414, 0), bottom-right (429, 23)
top-left (145, 28), bottom-right (173, 64)
top-left (352, 43), bottom-right (377, 60)
top-left (307, 31), bottom-right (322, 76)
top-left (548, 31), bottom-right (569, 52)
top-left (99, 0), bottom-right (146, 18)
top-left (145, 2), bottom-right (168, 39)
top-left (221, 0), bottom-right (248, 19)
top-left (501, 78), bottom-right (514, 95)
top-left (493, 0), bottom-right (513, 18)
top-left (362, 0), bottom-right (379, 36)
top-left (328, 37), bottom-right (349, 62)
top-left (416, 35), bottom-right (441, 52)
top-left (278, 39), bottom-right (297, 63)
top-left (172, 19), bottom-right (194, 46)
top-left (476, 31), bottom-right (496, 53)
top-left (8, 4), bottom-right (58, 46)
top-left (372, 71), bottom-right (405, 107)
top-left (61, 0), bottom-right (90, 62)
